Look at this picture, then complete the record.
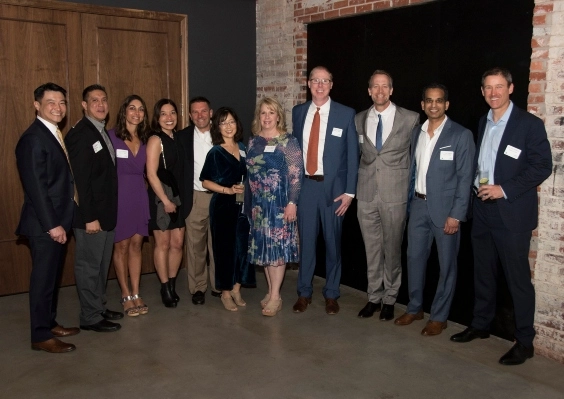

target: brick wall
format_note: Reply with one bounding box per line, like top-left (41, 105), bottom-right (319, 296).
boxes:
top-left (256, 0), bottom-right (564, 362)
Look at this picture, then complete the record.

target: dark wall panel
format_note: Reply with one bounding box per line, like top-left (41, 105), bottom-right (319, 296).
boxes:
top-left (307, 0), bottom-right (534, 340)
top-left (61, 0), bottom-right (257, 132)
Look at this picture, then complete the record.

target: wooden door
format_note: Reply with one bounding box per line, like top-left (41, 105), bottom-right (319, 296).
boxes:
top-left (0, 3), bottom-right (84, 294)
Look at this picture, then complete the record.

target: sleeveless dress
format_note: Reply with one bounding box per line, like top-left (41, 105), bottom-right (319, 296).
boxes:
top-left (245, 133), bottom-right (303, 266)
top-left (200, 142), bottom-right (255, 290)
top-left (108, 128), bottom-right (149, 242)
top-left (148, 131), bottom-right (185, 230)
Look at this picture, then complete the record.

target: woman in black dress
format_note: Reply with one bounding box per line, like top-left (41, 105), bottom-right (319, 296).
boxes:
top-left (146, 99), bottom-right (185, 308)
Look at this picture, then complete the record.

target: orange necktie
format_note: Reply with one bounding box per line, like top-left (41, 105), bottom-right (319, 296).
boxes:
top-left (306, 107), bottom-right (320, 176)
top-left (56, 128), bottom-right (79, 204)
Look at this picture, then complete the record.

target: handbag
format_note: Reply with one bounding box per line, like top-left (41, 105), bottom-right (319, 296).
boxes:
top-left (157, 137), bottom-right (180, 197)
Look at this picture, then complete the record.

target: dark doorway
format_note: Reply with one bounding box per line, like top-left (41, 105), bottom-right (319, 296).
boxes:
top-left (307, 0), bottom-right (534, 341)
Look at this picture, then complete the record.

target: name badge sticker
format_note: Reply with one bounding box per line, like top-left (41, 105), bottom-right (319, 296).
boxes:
top-left (504, 145), bottom-right (521, 159)
top-left (359, 135), bottom-right (364, 144)
top-left (239, 150), bottom-right (246, 158)
top-left (440, 150), bottom-right (454, 161)
top-left (92, 141), bottom-right (103, 153)
top-left (331, 128), bottom-right (343, 137)
top-left (116, 149), bottom-right (129, 158)
top-left (264, 145), bottom-right (276, 153)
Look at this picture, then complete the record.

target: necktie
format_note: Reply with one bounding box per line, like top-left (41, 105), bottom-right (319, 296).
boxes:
top-left (306, 107), bottom-right (320, 176)
top-left (56, 128), bottom-right (79, 204)
top-left (375, 113), bottom-right (383, 151)
top-left (101, 128), bottom-right (116, 164)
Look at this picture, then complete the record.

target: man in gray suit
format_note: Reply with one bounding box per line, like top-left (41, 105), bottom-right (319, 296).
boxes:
top-left (394, 84), bottom-right (474, 335)
top-left (356, 70), bottom-right (419, 321)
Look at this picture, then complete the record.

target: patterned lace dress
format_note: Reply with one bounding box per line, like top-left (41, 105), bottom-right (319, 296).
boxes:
top-left (245, 133), bottom-right (304, 266)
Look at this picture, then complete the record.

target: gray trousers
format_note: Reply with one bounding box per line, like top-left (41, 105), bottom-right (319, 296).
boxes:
top-left (74, 228), bottom-right (115, 325)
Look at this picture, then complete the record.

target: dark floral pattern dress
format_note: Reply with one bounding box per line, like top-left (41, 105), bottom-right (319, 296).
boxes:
top-left (245, 133), bottom-right (303, 266)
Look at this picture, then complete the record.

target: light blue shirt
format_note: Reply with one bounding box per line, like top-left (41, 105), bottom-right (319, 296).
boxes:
top-left (476, 101), bottom-right (514, 187)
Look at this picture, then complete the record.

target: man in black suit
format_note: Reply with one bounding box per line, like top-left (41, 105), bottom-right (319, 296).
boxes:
top-left (16, 83), bottom-right (79, 353)
top-left (450, 68), bottom-right (552, 365)
top-left (65, 84), bottom-right (122, 332)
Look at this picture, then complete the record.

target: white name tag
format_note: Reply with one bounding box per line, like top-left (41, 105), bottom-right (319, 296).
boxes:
top-left (331, 128), bottom-right (343, 137)
top-left (239, 150), bottom-right (246, 158)
top-left (359, 135), bottom-right (364, 144)
top-left (264, 145), bottom-right (276, 153)
top-left (504, 145), bottom-right (521, 159)
top-left (92, 141), bottom-right (102, 153)
top-left (116, 149), bottom-right (128, 158)
top-left (440, 150), bottom-right (454, 161)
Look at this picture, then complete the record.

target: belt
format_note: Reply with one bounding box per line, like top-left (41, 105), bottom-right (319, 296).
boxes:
top-left (415, 192), bottom-right (426, 200)
top-left (305, 175), bottom-right (324, 182)
top-left (195, 189), bottom-right (213, 194)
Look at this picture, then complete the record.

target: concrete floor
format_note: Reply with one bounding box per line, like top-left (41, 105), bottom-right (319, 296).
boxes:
top-left (1, 269), bottom-right (563, 399)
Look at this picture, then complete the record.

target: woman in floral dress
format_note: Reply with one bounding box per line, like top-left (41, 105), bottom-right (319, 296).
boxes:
top-left (245, 97), bottom-right (304, 316)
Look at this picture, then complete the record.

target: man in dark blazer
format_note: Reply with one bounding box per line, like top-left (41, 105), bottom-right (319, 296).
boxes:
top-left (16, 83), bottom-right (79, 353)
top-left (291, 66), bottom-right (359, 315)
top-left (356, 70), bottom-right (420, 321)
top-left (176, 96), bottom-right (220, 305)
top-left (65, 84), bottom-right (122, 333)
top-left (394, 84), bottom-right (474, 336)
top-left (450, 68), bottom-right (552, 365)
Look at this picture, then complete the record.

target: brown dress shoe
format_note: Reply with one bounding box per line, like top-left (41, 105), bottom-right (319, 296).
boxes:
top-left (394, 311), bottom-right (424, 326)
top-left (293, 296), bottom-right (312, 313)
top-left (325, 298), bottom-right (340, 315)
top-left (51, 325), bottom-right (80, 337)
top-left (31, 338), bottom-right (76, 353)
top-left (421, 320), bottom-right (447, 336)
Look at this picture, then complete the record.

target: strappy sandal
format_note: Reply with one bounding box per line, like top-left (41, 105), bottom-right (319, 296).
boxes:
top-left (120, 296), bottom-right (139, 317)
top-left (230, 290), bottom-right (246, 306)
top-left (221, 295), bottom-right (238, 311)
top-left (262, 298), bottom-right (282, 317)
top-left (260, 293), bottom-right (271, 309)
top-left (132, 294), bottom-right (149, 315)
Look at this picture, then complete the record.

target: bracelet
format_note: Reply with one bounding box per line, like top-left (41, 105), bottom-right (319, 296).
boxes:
top-left (288, 201), bottom-right (296, 205)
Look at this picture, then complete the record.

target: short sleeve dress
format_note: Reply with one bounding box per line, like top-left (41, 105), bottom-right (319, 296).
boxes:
top-left (108, 128), bottom-right (150, 242)
top-left (200, 142), bottom-right (255, 290)
top-left (148, 131), bottom-right (185, 230)
top-left (245, 133), bottom-right (304, 266)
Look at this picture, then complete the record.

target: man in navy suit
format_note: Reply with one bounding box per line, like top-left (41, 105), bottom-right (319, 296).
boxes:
top-left (16, 83), bottom-right (79, 353)
top-left (291, 66), bottom-right (359, 315)
top-left (66, 85), bottom-right (122, 333)
top-left (394, 84), bottom-right (474, 336)
top-left (450, 68), bottom-right (552, 365)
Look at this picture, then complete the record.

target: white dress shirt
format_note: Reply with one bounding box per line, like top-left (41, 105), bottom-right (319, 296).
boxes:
top-left (37, 116), bottom-right (60, 142)
top-left (414, 116), bottom-right (448, 195)
top-left (366, 102), bottom-right (396, 147)
top-left (193, 126), bottom-right (213, 191)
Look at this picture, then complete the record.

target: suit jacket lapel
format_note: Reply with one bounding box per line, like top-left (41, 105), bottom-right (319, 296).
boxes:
top-left (35, 119), bottom-right (70, 164)
top-left (429, 119), bottom-right (453, 169)
top-left (494, 106), bottom-right (519, 172)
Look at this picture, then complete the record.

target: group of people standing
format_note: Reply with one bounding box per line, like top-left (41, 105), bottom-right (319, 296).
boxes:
top-left (16, 65), bottom-right (552, 367)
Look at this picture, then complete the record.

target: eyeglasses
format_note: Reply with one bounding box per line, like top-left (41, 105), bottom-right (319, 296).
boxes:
top-left (310, 78), bottom-right (332, 85)
top-left (219, 120), bottom-right (236, 126)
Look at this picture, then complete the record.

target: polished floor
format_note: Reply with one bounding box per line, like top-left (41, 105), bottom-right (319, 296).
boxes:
top-left (1, 269), bottom-right (563, 399)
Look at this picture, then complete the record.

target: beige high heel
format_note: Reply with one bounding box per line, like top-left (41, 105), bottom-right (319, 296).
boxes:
top-left (132, 294), bottom-right (149, 315)
top-left (262, 298), bottom-right (282, 317)
top-left (120, 296), bottom-right (139, 317)
top-left (230, 290), bottom-right (246, 306)
top-left (221, 295), bottom-right (238, 311)
top-left (260, 293), bottom-right (271, 309)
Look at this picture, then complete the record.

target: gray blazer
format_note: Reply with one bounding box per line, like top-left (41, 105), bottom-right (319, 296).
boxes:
top-left (356, 105), bottom-right (420, 203)
top-left (409, 118), bottom-right (475, 226)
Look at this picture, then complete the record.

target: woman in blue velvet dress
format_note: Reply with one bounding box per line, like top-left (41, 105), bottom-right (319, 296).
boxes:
top-left (245, 97), bottom-right (303, 316)
top-left (200, 107), bottom-right (254, 311)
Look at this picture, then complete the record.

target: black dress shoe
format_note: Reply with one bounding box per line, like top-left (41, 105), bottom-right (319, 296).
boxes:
top-left (101, 309), bottom-right (124, 320)
top-left (379, 304), bottom-right (394, 321)
top-left (358, 301), bottom-right (381, 318)
top-left (499, 342), bottom-right (534, 365)
top-left (211, 291), bottom-right (221, 298)
top-left (192, 290), bottom-right (205, 305)
top-left (450, 326), bottom-right (490, 343)
top-left (80, 319), bottom-right (121, 332)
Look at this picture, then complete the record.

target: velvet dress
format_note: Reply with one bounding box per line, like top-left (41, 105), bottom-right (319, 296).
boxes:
top-left (245, 133), bottom-right (303, 266)
top-left (200, 142), bottom-right (255, 290)
top-left (148, 131), bottom-right (185, 231)
top-left (108, 128), bottom-right (150, 242)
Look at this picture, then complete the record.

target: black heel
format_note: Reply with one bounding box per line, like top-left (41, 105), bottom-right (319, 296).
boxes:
top-left (160, 282), bottom-right (177, 308)
top-left (169, 277), bottom-right (180, 303)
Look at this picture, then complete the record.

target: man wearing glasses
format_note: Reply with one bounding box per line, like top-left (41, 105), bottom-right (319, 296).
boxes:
top-left (355, 70), bottom-right (419, 321)
top-left (291, 66), bottom-right (359, 315)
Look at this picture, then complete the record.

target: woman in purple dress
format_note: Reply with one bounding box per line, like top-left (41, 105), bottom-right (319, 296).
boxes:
top-left (108, 95), bottom-right (150, 317)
